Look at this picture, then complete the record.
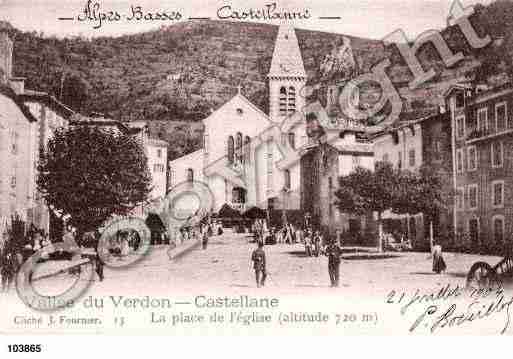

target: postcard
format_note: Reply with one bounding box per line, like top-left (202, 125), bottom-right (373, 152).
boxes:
top-left (1, 0), bottom-right (512, 340)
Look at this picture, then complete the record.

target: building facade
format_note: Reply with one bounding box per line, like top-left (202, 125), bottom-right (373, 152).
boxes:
top-left (169, 25), bottom-right (309, 215)
top-left (1, 31), bottom-right (73, 236)
top-left (371, 121), bottom-right (426, 246)
top-left (446, 84), bottom-right (513, 252)
top-left (300, 131), bottom-right (374, 237)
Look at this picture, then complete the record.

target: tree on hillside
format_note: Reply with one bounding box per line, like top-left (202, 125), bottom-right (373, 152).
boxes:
top-left (335, 161), bottom-right (398, 251)
top-left (37, 126), bottom-right (152, 243)
top-left (61, 73), bottom-right (91, 112)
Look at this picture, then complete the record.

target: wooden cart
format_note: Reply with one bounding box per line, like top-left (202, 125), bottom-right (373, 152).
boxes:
top-left (466, 248), bottom-right (513, 289)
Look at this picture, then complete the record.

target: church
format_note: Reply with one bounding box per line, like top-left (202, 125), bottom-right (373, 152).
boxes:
top-left (168, 24), bottom-right (375, 234)
top-left (168, 25), bottom-right (308, 214)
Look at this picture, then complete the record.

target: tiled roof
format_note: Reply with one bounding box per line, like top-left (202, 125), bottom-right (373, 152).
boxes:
top-left (268, 25), bottom-right (306, 78)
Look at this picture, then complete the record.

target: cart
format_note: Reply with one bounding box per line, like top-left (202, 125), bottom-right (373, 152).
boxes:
top-left (466, 247), bottom-right (513, 290)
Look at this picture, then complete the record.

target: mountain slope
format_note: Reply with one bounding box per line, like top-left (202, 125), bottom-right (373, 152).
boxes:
top-left (2, 1), bottom-right (513, 159)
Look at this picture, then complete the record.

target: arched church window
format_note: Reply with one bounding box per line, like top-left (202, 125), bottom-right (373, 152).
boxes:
top-left (236, 132), bottom-right (243, 163)
top-left (227, 136), bottom-right (234, 164)
top-left (284, 169), bottom-right (291, 190)
top-left (288, 132), bottom-right (296, 150)
top-left (288, 86), bottom-right (296, 114)
top-left (244, 136), bottom-right (251, 163)
top-left (279, 87), bottom-right (288, 116)
top-left (187, 168), bottom-right (194, 182)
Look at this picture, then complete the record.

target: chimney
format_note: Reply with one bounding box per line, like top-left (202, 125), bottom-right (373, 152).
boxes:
top-left (0, 31), bottom-right (13, 84)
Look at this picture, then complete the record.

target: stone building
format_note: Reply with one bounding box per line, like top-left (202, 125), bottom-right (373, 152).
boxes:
top-left (168, 24), bottom-right (309, 215)
top-left (446, 83), bottom-right (513, 252)
top-left (1, 31), bottom-right (74, 236)
top-left (300, 130), bottom-right (374, 238)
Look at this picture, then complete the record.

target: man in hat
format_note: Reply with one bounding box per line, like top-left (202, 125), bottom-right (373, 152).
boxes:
top-left (251, 241), bottom-right (267, 288)
top-left (324, 237), bottom-right (342, 287)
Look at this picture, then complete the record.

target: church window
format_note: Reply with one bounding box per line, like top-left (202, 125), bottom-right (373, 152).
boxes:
top-left (187, 168), bottom-right (194, 182)
top-left (288, 86), bottom-right (296, 114)
top-left (279, 87), bottom-right (288, 116)
top-left (284, 169), bottom-right (291, 189)
top-left (227, 136), bottom-right (234, 164)
top-left (236, 132), bottom-right (243, 163)
top-left (288, 132), bottom-right (296, 150)
top-left (244, 136), bottom-right (251, 163)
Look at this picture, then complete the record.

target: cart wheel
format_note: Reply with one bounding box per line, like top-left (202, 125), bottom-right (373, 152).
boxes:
top-left (466, 261), bottom-right (501, 290)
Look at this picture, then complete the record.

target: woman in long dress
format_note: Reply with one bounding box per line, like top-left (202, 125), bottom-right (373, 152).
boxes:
top-left (432, 242), bottom-right (446, 274)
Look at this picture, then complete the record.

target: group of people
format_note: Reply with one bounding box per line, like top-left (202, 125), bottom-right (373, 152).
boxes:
top-left (250, 217), bottom-right (344, 288)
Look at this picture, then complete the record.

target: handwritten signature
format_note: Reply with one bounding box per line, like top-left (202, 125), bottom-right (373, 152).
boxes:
top-left (386, 284), bottom-right (513, 334)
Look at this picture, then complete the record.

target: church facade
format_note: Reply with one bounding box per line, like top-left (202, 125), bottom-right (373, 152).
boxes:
top-left (168, 25), bottom-right (309, 214)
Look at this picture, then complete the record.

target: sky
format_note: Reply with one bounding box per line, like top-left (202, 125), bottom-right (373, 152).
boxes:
top-left (0, 0), bottom-right (494, 39)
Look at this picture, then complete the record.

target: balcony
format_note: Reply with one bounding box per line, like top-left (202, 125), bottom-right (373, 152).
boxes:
top-left (466, 127), bottom-right (513, 144)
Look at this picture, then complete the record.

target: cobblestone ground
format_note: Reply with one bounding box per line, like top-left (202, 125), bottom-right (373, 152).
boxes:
top-left (19, 231), bottom-right (503, 300)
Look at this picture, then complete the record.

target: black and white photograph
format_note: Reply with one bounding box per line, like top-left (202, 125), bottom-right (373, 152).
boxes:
top-left (1, 0), bottom-right (513, 342)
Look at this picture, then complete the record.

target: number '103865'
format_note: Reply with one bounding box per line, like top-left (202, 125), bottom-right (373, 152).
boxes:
top-left (7, 344), bottom-right (42, 353)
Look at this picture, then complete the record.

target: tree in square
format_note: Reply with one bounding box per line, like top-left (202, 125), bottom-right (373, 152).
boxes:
top-left (37, 125), bottom-right (152, 242)
top-left (335, 161), bottom-right (398, 252)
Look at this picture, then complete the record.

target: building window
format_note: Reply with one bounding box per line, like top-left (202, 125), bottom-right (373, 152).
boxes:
top-left (491, 142), bottom-right (503, 168)
top-left (492, 180), bottom-right (504, 208)
top-left (153, 164), bottom-right (164, 172)
top-left (468, 184), bottom-right (478, 210)
top-left (397, 151), bottom-right (402, 170)
top-left (382, 153), bottom-right (389, 163)
top-left (477, 107), bottom-right (488, 133)
top-left (244, 136), bottom-right (251, 163)
top-left (455, 92), bottom-right (465, 108)
top-left (187, 168), bottom-right (194, 182)
top-left (168, 168), bottom-right (175, 188)
top-left (10, 130), bottom-right (18, 155)
top-left (157, 149), bottom-right (162, 158)
top-left (456, 149), bottom-right (464, 173)
top-left (284, 169), bottom-right (291, 189)
top-left (10, 175), bottom-right (16, 189)
top-left (279, 87), bottom-right (288, 116)
top-left (456, 116), bottom-right (465, 139)
top-left (236, 132), bottom-right (243, 163)
top-left (279, 86), bottom-right (296, 116)
top-left (288, 132), bottom-right (296, 150)
top-left (456, 187), bottom-right (464, 211)
top-left (227, 136), bottom-right (234, 164)
top-left (204, 134), bottom-right (209, 154)
top-left (493, 215), bottom-right (505, 243)
top-left (288, 86), bottom-right (296, 114)
top-left (353, 156), bottom-right (361, 169)
top-left (467, 145), bottom-right (477, 171)
top-left (496, 102), bottom-right (507, 133)
top-left (408, 149), bottom-right (415, 167)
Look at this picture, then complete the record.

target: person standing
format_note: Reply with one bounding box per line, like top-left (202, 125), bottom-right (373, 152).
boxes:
top-left (251, 241), bottom-right (267, 288)
top-left (432, 241), bottom-right (446, 274)
top-left (1, 249), bottom-right (17, 291)
top-left (325, 238), bottom-right (342, 287)
top-left (94, 237), bottom-right (105, 282)
top-left (202, 224), bottom-right (210, 250)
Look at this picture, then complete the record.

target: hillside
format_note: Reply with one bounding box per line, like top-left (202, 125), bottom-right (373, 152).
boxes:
top-left (2, 1), bottom-right (513, 158)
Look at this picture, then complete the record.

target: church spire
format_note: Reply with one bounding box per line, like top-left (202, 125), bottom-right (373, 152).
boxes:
top-left (268, 24), bottom-right (306, 79)
top-left (267, 24), bottom-right (307, 121)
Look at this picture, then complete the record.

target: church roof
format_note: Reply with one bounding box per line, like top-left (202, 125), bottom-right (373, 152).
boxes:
top-left (268, 25), bottom-right (306, 78)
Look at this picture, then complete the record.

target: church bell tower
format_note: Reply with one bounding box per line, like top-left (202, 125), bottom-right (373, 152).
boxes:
top-left (268, 25), bottom-right (307, 122)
